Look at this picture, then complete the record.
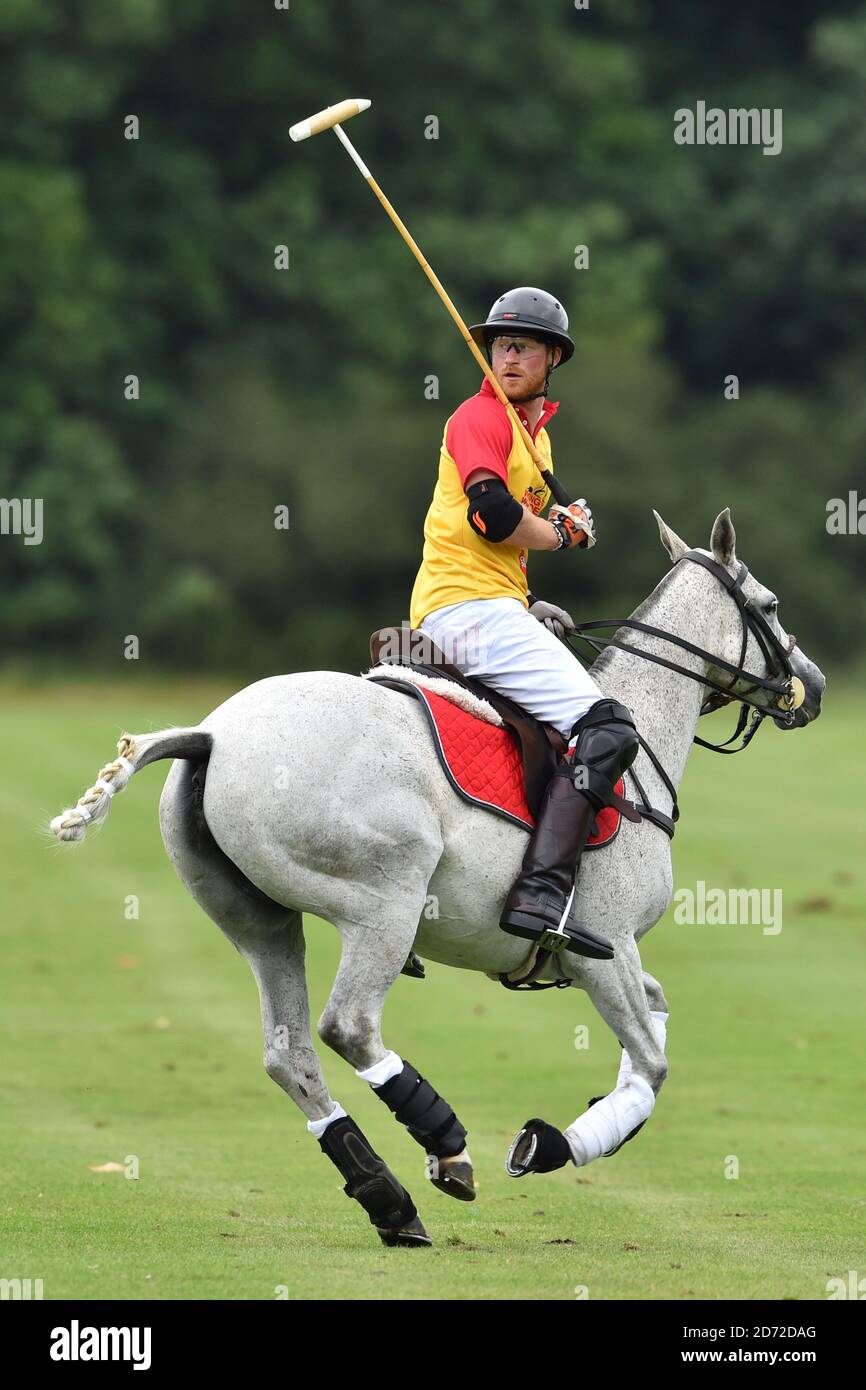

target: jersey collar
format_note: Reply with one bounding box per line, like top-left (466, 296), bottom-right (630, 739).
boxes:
top-left (480, 376), bottom-right (560, 440)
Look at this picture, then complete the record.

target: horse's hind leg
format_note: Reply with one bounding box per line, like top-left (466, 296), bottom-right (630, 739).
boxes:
top-left (159, 760), bottom-right (333, 1121)
top-left (244, 918), bottom-right (332, 1119)
top-left (159, 761), bottom-right (429, 1247)
top-left (319, 898), bottom-right (476, 1206)
top-left (252, 916), bottom-right (433, 1248)
top-left (253, 924), bottom-right (433, 1248)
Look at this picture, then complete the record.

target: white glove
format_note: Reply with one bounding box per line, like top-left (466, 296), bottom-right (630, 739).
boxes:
top-left (529, 600), bottom-right (575, 640)
top-left (549, 497), bottom-right (596, 549)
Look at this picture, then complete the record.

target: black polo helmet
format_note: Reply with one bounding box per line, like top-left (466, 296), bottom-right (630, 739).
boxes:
top-left (469, 286), bottom-right (575, 366)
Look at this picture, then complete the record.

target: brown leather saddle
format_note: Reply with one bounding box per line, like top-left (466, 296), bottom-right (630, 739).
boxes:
top-left (368, 625), bottom-right (674, 991)
top-left (367, 626), bottom-right (676, 842)
top-left (368, 626), bottom-right (565, 820)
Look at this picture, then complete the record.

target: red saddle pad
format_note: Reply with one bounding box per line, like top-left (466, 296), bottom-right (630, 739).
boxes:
top-left (418, 686), bottom-right (622, 847)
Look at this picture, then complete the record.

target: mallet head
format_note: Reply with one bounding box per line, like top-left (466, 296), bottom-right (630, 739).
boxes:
top-left (290, 99), bottom-right (371, 142)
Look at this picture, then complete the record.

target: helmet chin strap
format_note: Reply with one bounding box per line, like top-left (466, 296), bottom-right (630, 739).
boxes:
top-left (513, 359), bottom-right (554, 403)
top-left (519, 367), bottom-right (552, 402)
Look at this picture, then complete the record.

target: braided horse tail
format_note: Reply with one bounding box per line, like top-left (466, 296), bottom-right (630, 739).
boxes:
top-left (49, 727), bottom-right (213, 843)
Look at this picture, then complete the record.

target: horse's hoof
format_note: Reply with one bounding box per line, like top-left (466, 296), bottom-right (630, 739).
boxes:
top-left (506, 1118), bottom-right (571, 1176)
top-left (426, 1150), bottom-right (477, 1201)
top-left (376, 1213), bottom-right (432, 1247)
top-left (400, 951), bottom-right (426, 979)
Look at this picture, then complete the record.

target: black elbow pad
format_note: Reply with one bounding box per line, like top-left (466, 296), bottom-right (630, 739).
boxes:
top-left (466, 478), bottom-right (523, 541)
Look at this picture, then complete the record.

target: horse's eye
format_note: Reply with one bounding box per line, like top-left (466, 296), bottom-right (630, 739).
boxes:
top-left (766, 599), bottom-right (778, 614)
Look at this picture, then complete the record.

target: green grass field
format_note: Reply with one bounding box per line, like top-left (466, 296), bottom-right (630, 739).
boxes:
top-left (1, 674), bottom-right (864, 1301)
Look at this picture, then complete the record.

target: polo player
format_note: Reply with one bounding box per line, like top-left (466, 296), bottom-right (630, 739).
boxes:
top-left (409, 287), bottom-right (640, 959)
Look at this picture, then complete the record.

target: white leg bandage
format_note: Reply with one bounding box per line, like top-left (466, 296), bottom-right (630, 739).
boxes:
top-left (355, 1050), bottom-right (403, 1087)
top-left (564, 1074), bottom-right (655, 1166)
top-left (306, 1101), bottom-right (347, 1138)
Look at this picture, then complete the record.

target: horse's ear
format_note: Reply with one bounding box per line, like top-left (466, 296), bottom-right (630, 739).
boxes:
top-left (653, 510), bottom-right (689, 565)
top-left (710, 508), bottom-right (737, 567)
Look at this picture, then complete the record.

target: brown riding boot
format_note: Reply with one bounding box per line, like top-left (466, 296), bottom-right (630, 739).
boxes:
top-left (499, 765), bottom-right (614, 960)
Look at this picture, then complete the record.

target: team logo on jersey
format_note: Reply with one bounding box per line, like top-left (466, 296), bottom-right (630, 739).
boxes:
top-left (520, 483), bottom-right (547, 517)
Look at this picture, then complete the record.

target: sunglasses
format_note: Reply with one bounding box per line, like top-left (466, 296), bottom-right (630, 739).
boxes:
top-left (489, 336), bottom-right (551, 357)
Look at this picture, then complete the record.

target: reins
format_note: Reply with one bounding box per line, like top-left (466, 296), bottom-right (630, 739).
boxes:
top-left (565, 549), bottom-right (801, 824)
top-left (505, 550), bottom-right (803, 991)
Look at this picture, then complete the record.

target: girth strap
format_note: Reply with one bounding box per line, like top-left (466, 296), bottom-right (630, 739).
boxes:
top-left (626, 763), bottom-right (677, 837)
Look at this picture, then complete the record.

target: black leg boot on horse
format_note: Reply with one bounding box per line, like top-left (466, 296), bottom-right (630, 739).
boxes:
top-left (499, 698), bottom-right (640, 959)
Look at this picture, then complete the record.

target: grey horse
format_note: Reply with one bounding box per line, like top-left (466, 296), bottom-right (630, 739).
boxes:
top-left (50, 510), bottom-right (825, 1247)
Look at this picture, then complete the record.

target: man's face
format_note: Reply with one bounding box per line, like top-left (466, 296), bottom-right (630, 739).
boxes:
top-left (489, 334), bottom-right (561, 403)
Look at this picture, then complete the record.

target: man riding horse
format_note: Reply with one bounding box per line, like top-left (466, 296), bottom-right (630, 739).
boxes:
top-left (409, 287), bottom-right (639, 960)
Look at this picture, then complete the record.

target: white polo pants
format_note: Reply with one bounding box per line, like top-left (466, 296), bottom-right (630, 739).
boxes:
top-left (419, 596), bottom-right (604, 738)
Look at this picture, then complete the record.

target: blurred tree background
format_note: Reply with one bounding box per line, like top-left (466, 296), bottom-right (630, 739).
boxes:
top-left (1, 0), bottom-right (863, 680)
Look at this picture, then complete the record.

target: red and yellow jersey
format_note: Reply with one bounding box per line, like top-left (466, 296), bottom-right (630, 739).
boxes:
top-left (409, 378), bottom-right (559, 628)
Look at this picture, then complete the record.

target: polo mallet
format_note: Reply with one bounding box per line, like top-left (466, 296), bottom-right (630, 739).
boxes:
top-left (289, 98), bottom-right (594, 546)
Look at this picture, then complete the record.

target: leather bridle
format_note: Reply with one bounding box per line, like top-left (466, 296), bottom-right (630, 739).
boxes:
top-left (567, 549), bottom-right (801, 758)
top-left (560, 546), bottom-right (805, 846)
top-left (506, 551), bottom-right (804, 989)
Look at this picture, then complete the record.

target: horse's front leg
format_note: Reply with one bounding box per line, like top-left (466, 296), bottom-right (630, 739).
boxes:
top-left (506, 937), bottom-right (668, 1175)
top-left (590, 966), bottom-right (670, 1114)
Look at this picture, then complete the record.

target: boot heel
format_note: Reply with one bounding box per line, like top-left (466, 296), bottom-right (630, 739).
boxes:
top-left (499, 913), bottom-right (544, 943)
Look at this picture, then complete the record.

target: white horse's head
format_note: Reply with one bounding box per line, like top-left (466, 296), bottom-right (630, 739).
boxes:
top-left (653, 507), bottom-right (825, 729)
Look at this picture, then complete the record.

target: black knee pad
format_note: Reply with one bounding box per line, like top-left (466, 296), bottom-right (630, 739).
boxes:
top-left (318, 1115), bottom-right (416, 1229)
top-left (568, 699), bottom-right (639, 809)
top-left (373, 1061), bottom-right (467, 1158)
